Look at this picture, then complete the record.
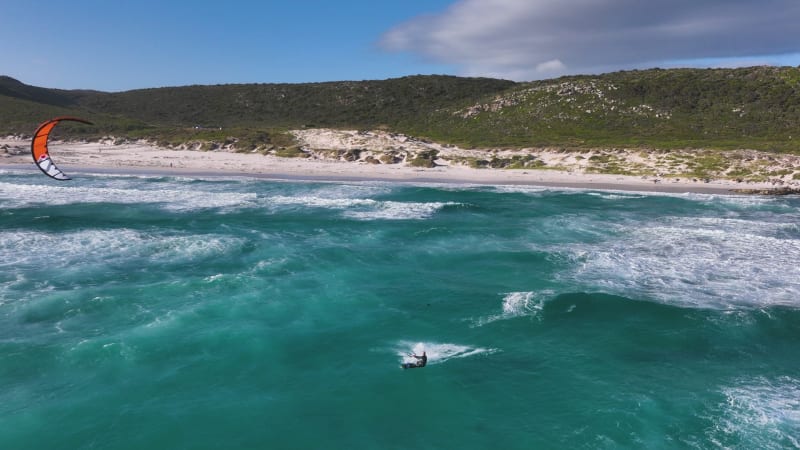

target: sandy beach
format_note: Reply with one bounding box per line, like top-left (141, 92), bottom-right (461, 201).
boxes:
top-left (2, 130), bottom-right (798, 194)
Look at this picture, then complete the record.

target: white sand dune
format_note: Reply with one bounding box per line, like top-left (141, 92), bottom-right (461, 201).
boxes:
top-left (2, 130), bottom-right (797, 194)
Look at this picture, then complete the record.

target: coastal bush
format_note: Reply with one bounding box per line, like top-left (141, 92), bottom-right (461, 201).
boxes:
top-left (274, 146), bottom-right (308, 158)
top-left (408, 156), bottom-right (437, 168)
top-left (379, 152), bottom-right (402, 164)
top-left (727, 167), bottom-right (754, 178)
top-left (407, 150), bottom-right (439, 167)
top-left (4, 68), bottom-right (800, 154)
top-left (687, 154), bottom-right (727, 177)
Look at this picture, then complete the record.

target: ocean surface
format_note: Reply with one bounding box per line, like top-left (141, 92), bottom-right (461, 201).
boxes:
top-left (1, 170), bottom-right (798, 449)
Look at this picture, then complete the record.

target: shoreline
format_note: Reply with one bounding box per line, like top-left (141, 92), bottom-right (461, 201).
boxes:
top-left (1, 135), bottom-right (795, 195)
top-left (0, 162), bottom-right (772, 195)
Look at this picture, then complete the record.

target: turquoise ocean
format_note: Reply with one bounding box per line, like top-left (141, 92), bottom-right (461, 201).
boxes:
top-left (1, 170), bottom-right (798, 449)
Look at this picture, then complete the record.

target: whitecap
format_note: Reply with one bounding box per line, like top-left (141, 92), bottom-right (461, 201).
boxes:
top-left (587, 192), bottom-right (646, 200)
top-left (268, 194), bottom-right (457, 220)
top-left (0, 181), bottom-right (257, 211)
top-left (0, 229), bottom-right (244, 268)
top-left (471, 291), bottom-right (554, 327)
top-left (489, 185), bottom-right (552, 195)
top-left (345, 201), bottom-right (456, 220)
top-left (269, 195), bottom-right (378, 209)
top-left (306, 183), bottom-right (395, 199)
top-left (204, 274), bottom-right (225, 283)
top-left (559, 216), bottom-right (800, 310)
top-left (706, 376), bottom-right (800, 448)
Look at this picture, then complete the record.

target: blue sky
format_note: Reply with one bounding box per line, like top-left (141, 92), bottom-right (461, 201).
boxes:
top-left (2, 0), bottom-right (799, 91)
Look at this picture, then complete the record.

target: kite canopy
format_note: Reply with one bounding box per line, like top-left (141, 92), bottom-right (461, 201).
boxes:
top-left (31, 116), bottom-right (93, 180)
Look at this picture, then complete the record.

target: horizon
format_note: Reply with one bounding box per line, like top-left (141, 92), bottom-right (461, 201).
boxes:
top-left (4, 64), bottom-right (800, 93)
top-left (1, 0), bottom-right (800, 92)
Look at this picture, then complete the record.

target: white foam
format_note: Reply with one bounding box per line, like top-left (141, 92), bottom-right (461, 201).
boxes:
top-left (0, 229), bottom-right (244, 268)
top-left (0, 273), bottom-right (27, 306)
top-left (0, 181), bottom-right (257, 211)
top-left (268, 194), bottom-right (457, 220)
top-left (472, 291), bottom-right (554, 327)
top-left (505, 291), bottom-right (536, 314)
top-left (488, 184), bottom-right (792, 208)
top-left (306, 183), bottom-right (395, 199)
top-left (559, 216), bottom-right (800, 309)
top-left (488, 185), bottom-right (552, 195)
top-left (586, 192), bottom-right (647, 200)
top-left (269, 195), bottom-right (378, 209)
top-left (346, 201), bottom-right (456, 220)
top-left (708, 376), bottom-right (800, 448)
top-left (397, 341), bottom-right (498, 365)
top-left (490, 184), bottom-right (692, 198)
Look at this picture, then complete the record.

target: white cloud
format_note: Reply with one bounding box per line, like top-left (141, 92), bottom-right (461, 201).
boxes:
top-left (536, 59), bottom-right (566, 73)
top-left (380, 0), bottom-right (800, 80)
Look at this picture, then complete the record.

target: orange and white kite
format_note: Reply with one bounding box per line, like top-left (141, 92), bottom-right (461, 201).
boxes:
top-left (31, 116), bottom-right (93, 180)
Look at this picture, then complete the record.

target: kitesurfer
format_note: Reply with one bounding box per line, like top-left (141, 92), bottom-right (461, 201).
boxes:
top-left (409, 351), bottom-right (427, 368)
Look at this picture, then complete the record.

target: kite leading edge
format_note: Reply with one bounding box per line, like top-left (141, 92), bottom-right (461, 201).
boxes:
top-left (31, 116), bottom-right (93, 180)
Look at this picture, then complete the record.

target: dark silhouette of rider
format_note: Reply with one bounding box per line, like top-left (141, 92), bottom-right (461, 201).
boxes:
top-left (411, 351), bottom-right (427, 368)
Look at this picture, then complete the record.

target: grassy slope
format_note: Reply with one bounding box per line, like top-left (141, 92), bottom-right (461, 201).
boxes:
top-left (410, 67), bottom-right (800, 152)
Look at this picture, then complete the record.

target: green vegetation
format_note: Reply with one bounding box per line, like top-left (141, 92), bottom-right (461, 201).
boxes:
top-left (273, 146), bottom-right (307, 158)
top-left (2, 67), bottom-right (799, 153)
top-left (407, 149), bottom-right (439, 167)
top-left (412, 67), bottom-right (800, 153)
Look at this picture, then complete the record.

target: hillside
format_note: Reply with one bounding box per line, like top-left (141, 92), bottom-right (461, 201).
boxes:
top-left (1, 67), bottom-right (799, 153)
top-left (413, 67), bottom-right (800, 152)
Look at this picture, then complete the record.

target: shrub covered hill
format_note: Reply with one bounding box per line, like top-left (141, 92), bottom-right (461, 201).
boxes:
top-left (2, 66), bottom-right (799, 153)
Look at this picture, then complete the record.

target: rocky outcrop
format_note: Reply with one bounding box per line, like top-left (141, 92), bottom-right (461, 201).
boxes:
top-left (0, 143), bottom-right (25, 156)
